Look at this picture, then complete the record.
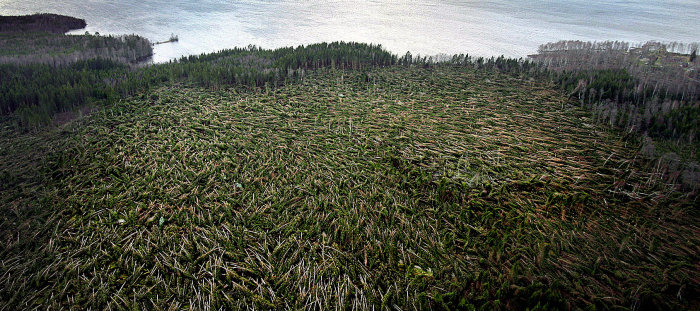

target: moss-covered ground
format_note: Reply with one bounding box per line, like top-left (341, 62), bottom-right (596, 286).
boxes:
top-left (1, 66), bottom-right (697, 309)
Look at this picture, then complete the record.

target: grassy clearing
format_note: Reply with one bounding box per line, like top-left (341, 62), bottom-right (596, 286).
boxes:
top-left (1, 66), bottom-right (698, 309)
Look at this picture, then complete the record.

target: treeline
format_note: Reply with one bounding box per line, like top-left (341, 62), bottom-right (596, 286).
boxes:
top-left (0, 13), bottom-right (86, 33)
top-left (537, 40), bottom-right (699, 55)
top-left (398, 52), bottom-right (548, 80)
top-left (0, 42), bottom-right (395, 127)
top-left (554, 69), bottom-right (700, 142)
top-left (529, 40), bottom-right (700, 190)
top-left (273, 42), bottom-right (396, 70)
top-left (530, 40), bottom-right (700, 143)
top-left (0, 59), bottom-right (131, 121)
top-left (532, 40), bottom-right (700, 101)
top-left (0, 32), bottom-right (153, 66)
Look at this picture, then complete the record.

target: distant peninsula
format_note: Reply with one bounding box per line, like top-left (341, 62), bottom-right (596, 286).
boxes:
top-left (0, 13), bottom-right (86, 33)
top-left (0, 13), bottom-right (152, 66)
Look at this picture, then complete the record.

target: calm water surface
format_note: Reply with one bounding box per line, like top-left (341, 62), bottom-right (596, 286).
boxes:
top-left (1, 0), bottom-right (698, 62)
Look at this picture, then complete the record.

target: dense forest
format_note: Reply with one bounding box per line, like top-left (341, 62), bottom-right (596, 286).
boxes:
top-left (0, 13), bottom-right (86, 33)
top-left (528, 40), bottom-right (700, 190)
top-left (0, 32), bottom-right (153, 65)
top-left (0, 14), bottom-right (152, 66)
top-left (530, 40), bottom-right (699, 142)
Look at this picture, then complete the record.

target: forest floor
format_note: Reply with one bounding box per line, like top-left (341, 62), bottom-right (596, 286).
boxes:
top-left (1, 66), bottom-right (698, 309)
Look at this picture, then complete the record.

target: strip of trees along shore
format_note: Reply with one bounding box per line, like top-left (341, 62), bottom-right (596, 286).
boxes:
top-left (530, 40), bottom-right (700, 189)
top-left (0, 32), bottom-right (153, 66)
top-left (531, 40), bottom-right (699, 145)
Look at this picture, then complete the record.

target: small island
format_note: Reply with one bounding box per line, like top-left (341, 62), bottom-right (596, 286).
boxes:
top-left (0, 13), bottom-right (86, 33)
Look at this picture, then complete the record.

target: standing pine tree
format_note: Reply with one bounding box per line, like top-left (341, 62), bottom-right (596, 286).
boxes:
top-left (690, 49), bottom-right (697, 62)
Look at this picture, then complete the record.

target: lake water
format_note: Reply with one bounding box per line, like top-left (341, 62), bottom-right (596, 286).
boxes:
top-left (1, 0), bottom-right (699, 63)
